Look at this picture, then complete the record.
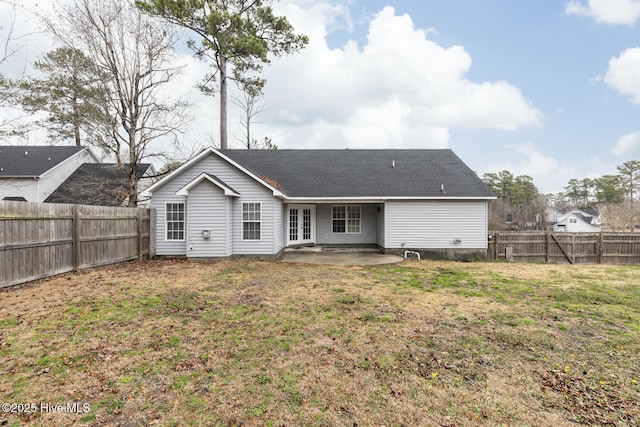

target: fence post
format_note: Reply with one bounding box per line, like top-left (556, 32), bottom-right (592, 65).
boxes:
top-left (136, 209), bottom-right (143, 260)
top-left (72, 204), bottom-right (80, 270)
top-left (598, 232), bottom-right (603, 264)
top-left (149, 208), bottom-right (156, 259)
top-left (545, 232), bottom-right (550, 263)
top-left (494, 232), bottom-right (500, 260)
top-left (505, 246), bottom-right (514, 262)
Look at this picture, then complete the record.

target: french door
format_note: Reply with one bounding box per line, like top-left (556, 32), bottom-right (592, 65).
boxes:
top-left (287, 205), bottom-right (315, 246)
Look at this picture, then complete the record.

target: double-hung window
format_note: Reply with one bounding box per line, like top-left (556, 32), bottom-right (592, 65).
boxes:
top-left (242, 202), bottom-right (261, 240)
top-left (166, 202), bottom-right (185, 240)
top-left (332, 205), bottom-right (361, 234)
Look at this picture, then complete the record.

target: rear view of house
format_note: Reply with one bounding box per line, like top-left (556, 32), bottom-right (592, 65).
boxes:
top-left (547, 208), bottom-right (602, 232)
top-left (146, 148), bottom-right (496, 259)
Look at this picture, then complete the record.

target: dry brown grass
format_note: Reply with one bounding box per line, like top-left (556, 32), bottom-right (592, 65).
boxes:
top-left (0, 259), bottom-right (638, 426)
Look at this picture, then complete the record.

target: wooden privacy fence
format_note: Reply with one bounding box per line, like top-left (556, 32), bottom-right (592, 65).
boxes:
top-left (0, 201), bottom-right (156, 288)
top-left (488, 231), bottom-right (640, 264)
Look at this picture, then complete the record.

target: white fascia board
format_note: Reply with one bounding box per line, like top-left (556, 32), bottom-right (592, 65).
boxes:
top-left (282, 196), bottom-right (496, 203)
top-left (39, 147), bottom-right (98, 179)
top-left (145, 147), bottom-right (284, 197)
top-left (175, 172), bottom-right (240, 197)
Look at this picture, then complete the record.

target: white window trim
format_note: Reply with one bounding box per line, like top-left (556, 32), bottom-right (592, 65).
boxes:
top-left (165, 202), bottom-right (185, 241)
top-left (331, 205), bottom-right (361, 235)
top-left (241, 201), bottom-right (263, 241)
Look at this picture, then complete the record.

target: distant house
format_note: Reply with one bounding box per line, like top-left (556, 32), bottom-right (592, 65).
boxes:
top-left (0, 146), bottom-right (98, 202)
top-left (45, 163), bottom-right (156, 207)
top-left (548, 208), bottom-right (601, 232)
top-left (581, 208), bottom-right (603, 225)
top-left (146, 148), bottom-right (496, 259)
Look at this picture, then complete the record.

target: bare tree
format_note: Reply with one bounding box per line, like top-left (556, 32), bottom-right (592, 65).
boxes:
top-left (0, 0), bottom-right (35, 136)
top-left (599, 200), bottom-right (639, 231)
top-left (232, 86), bottom-right (269, 149)
top-left (45, 0), bottom-right (190, 205)
top-left (0, 0), bottom-right (33, 67)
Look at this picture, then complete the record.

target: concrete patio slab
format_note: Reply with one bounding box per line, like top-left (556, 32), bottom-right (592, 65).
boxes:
top-left (279, 250), bottom-right (403, 266)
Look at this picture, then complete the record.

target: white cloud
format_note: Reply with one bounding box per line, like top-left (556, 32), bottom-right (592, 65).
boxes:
top-left (489, 143), bottom-right (614, 193)
top-left (2, 1), bottom-right (541, 154)
top-left (612, 131), bottom-right (640, 155)
top-left (565, 0), bottom-right (640, 25)
top-left (603, 48), bottom-right (640, 103)
top-left (261, 4), bottom-right (541, 149)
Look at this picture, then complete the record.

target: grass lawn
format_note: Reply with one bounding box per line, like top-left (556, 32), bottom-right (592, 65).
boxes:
top-left (0, 259), bottom-right (639, 426)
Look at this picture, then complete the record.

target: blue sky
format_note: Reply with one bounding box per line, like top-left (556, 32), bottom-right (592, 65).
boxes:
top-left (260, 0), bottom-right (640, 193)
top-left (2, 0), bottom-right (640, 194)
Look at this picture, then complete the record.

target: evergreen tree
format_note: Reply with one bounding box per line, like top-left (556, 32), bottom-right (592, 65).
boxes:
top-left (136, 0), bottom-right (308, 149)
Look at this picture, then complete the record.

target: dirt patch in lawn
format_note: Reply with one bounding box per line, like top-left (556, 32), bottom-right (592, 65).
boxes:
top-left (1, 259), bottom-right (638, 426)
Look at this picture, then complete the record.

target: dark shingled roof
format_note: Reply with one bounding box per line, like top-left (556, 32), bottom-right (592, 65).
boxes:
top-left (202, 173), bottom-right (240, 196)
top-left (45, 163), bottom-right (152, 206)
top-left (0, 146), bottom-right (87, 177)
top-left (574, 212), bottom-right (593, 224)
top-left (582, 208), bottom-right (600, 218)
top-left (220, 149), bottom-right (495, 198)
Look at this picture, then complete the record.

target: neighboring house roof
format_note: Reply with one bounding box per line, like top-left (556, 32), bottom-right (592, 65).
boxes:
top-left (582, 208), bottom-right (600, 218)
top-left (0, 146), bottom-right (88, 177)
top-left (575, 212), bottom-right (593, 224)
top-left (149, 148), bottom-right (493, 199)
top-left (45, 163), bottom-right (153, 206)
top-left (2, 196), bottom-right (27, 201)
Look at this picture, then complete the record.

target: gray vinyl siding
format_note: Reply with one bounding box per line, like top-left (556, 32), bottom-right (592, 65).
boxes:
top-left (384, 200), bottom-right (488, 249)
top-left (316, 204), bottom-right (377, 245)
top-left (186, 181), bottom-right (228, 258)
top-left (376, 203), bottom-right (385, 247)
top-left (151, 152), bottom-right (277, 256)
top-left (152, 196), bottom-right (187, 255)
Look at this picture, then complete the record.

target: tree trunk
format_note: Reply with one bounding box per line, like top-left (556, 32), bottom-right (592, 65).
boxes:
top-left (246, 105), bottom-right (251, 149)
top-left (72, 91), bottom-right (81, 146)
top-left (220, 54), bottom-right (228, 149)
top-left (129, 163), bottom-right (138, 207)
top-left (128, 127), bottom-right (138, 207)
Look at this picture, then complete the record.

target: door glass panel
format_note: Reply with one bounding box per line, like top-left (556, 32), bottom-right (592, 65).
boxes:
top-left (289, 209), bottom-right (298, 241)
top-left (303, 209), bottom-right (311, 240)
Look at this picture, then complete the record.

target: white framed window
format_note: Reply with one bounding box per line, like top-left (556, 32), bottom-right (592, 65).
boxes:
top-left (166, 202), bottom-right (185, 241)
top-left (242, 202), bottom-right (262, 240)
top-left (569, 218), bottom-right (577, 223)
top-left (332, 205), bottom-right (361, 234)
